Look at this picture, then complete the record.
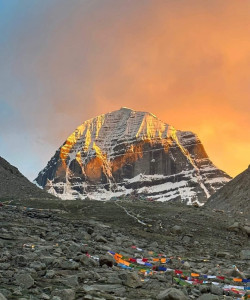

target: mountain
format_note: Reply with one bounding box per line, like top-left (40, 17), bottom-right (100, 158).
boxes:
top-left (35, 107), bottom-right (231, 204)
top-left (0, 156), bottom-right (56, 200)
top-left (205, 165), bottom-right (250, 214)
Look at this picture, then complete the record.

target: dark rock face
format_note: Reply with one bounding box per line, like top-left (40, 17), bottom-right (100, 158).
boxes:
top-left (0, 156), bottom-right (56, 200)
top-left (205, 165), bottom-right (250, 215)
top-left (35, 108), bottom-right (231, 203)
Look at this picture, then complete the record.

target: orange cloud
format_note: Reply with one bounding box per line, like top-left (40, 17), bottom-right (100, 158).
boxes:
top-left (9, 0), bottom-right (249, 178)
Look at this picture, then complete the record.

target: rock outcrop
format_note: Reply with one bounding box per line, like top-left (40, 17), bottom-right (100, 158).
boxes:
top-left (35, 108), bottom-right (231, 204)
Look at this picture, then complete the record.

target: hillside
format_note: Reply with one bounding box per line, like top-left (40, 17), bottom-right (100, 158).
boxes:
top-left (0, 156), bottom-right (56, 200)
top-left (205, 165), bottom-right (250, 217)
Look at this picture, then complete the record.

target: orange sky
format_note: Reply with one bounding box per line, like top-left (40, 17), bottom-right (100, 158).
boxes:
top-left (1, 0), bottom-right (249, 179)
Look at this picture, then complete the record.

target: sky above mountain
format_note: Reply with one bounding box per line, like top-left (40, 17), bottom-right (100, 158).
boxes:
top-left (0, 0), bottom-right (249, 180)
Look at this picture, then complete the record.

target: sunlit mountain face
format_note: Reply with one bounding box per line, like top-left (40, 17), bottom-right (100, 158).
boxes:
top-left (35, 108), bottom-right (231, 204)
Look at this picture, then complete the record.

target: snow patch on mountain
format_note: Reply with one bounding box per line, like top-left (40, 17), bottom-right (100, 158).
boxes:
top-left (35, 108), bottom-right (231, 204)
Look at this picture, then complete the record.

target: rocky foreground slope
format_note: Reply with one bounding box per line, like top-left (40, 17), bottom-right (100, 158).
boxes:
top-left (0, 198), bottom-right (249, 299)
top-left (206, 165), bottom-right (250, 214)
top-left (0, 156), bottom-right (56, 201)
top-left (35, 108), bottom-right (231, 204)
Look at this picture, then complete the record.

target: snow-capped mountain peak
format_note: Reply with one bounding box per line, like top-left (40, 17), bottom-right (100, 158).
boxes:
top-left (35, 108), bottom-right (231, 204)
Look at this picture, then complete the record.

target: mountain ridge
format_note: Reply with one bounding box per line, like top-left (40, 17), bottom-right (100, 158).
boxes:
top-left (0, 156), bottom-right (57, 200)
top-left (35, 108), bottom-right (231, 203)
top-left (205, 165), bottom-right (250, 216)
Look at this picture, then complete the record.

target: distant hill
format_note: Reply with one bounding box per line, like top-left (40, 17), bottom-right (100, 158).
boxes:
top-left (0, 156), bottom-right (57, 200)
top-left (205, 165), bottom-right (250, 215)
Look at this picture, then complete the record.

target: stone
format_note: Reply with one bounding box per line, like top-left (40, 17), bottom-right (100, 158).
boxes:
top-left (172, 225), bottom-right (183, 234)
top-left (95, 235), bottom-right (108, 243)
top-left (182, 235), bottom-right (191, 244)
top-left (210, 284), bottom-right (223, 295)
top-left (119, 271), bottom-right (143, 288)
top-left (240, 249), bottom-right (250, 260)
top-left (0, 293), bottom-right (7, 300)
top-left (241, 225), bottom-right (250, 236)
top-left (87, 284), bottom-right (126, 295)
top-left (225, 267), bottom-right (246, 279)
top-left (216, 252), bottom-right (231, 258)
top-left (51, 289), bottom-right (75, 300)
top-left (199, 285), bottom-right (209, 293)
top-left (227, 222), bottom-right (240, 232)
top-left (99, 254), bottom-right (116, 268)
top-left (61, 275), bottom-right (79, 287)
top-left (15, 273), bottom-right (34, 289)
top-left (41, 293), bottom-right (50, 300)
top-left (182, 261), bottom-right (190, 269)
top-left (45, 270), bottom-right (56, 279)
top-left (79, 255), bottom-right (98, 267)
top-left (197, 295), bottom-right (219, 300)
top-left (157, 288), bottom-right (188, 300)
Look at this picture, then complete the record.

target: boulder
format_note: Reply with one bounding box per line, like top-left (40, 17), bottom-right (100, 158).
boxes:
top-left (95, 235), bottom-right (108, 243)
top-left (99, 254), bottom-right (116, 268)
top-left (172, 226), bottom-right (183, 234)
top-left (119, 271), bottom-right (143, 288)
top-left (198, 294), bottom-right (219, 300)
top-left (240, 249), bottom-right (250, 260)
top-left (0, 293), bottom-right (7, 300)
top-left (51, 289), bottom-right (75, 300)
top-left (157, 288), bottom-right (188, 300)
top-left (227, 222), bottom-right (240, 232)
top-left (210, 284), bottom-right (223, 295)
top-left (15, 273), bottom-right (34, 289)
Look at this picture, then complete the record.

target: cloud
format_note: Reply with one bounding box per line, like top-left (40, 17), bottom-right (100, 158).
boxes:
top-left (0, 0), bottom-right (249, 179)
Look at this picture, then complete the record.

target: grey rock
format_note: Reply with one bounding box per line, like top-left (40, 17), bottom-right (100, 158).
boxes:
top-left (45, 269), bottom-right (56, 279)
top-left (225, 267), bottom-right (246, 279)
top-left (0, 293), bottom-right (7, 300)
top-left (40, 294), bottom-right (50, 300)
top-left (182, 261), bottom-right (190, 269)
top-left (87, 284), bottom-right (126, 295)
top-left (182, 235), bottom-right (191, 244)
top-left (51, 289), bottom-right (75, 300)
top-left (242, 225), bottom-right (250, 236)
top-left (99, 254), bottom-right (116, 268)
top-left (172, 225), bottom-right (183, 234)
top-left (119, 271), bottom-right (143, 288)
top-left (210, 284), bottom-right (223, 295)
top-left (15, 273), bottom-right (34, 289)
top-left (79, 255), bottom-right (98, 267)
top-left (61, 275), bottom-right (79, 287)
top-left (216, 252), bottom-right (231, 258)
top-left (157, 288), bottom-right (188, 300)
top-left (240, 249), bottom-right (250, 260)
top-left (199, 285), bottom-right (209, 293)
top-left (95, 235), bottom-right (108, 243)
top-left (227, 222), bottom-right (240, 232)
top-left (197, 294), bottom-right (219, 300)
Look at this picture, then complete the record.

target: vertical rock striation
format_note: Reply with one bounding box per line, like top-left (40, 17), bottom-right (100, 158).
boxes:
top-left (35, 108), bottom-right (231, 204)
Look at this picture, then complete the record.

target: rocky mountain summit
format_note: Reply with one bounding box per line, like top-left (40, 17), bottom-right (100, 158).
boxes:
top-left (0, 198), bottom-right (249, 299)
top-left (0, 156), bottom-right (56, 201)
top-left (206, 165), bottom-right (250, 214)
top-left (35, 108), bottom-right (231, 204)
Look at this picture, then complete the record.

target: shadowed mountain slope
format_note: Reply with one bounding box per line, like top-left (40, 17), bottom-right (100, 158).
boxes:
top-left (0, 156), bottom-right (56, 200)
top-left (206, 165), bottom-right (250, 216)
